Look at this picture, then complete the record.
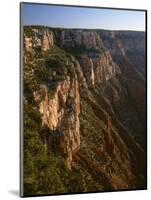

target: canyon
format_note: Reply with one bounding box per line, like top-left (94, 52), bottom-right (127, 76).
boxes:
top-left (23, 26), bottom-right (146, 195)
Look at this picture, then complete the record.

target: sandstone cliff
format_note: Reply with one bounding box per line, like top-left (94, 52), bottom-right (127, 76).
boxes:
top-left (24, 27), bottom-right (54, 51)
top-left (100, 30), bottom-right (145, 56)
top-left (78, 52), bottom-right (121, 87)
top-left (34, 77), bottom-right (80, 170)
top-left (61, 30), bottom-right (105, 49)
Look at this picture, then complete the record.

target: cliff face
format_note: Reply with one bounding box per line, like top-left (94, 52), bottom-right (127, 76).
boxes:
top-left (59, 30), bottom-right (121, 87)
top-left (24, 28), bottom-right (54, 51)
top-left (100, 31), bottom-right (145, 56)
top-left (34, 76), bottom-right (80, 170)
top-left (61, 30), bottom-right (104, 49)
top-left (78, 52), bottom-right (121, 87)
top-left (99, 30), bottom-right (146, 148)
top-left (23, 26), bottom-right (146, 193)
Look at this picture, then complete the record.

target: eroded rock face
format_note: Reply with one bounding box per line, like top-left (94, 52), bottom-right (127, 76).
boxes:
top-left (61, 30), bottom-right (105, 49)
top-left (24, 29), bottom-right (54, 51)
top-left (24, 37), bottom-right (33, 51)
top-left (42, 30), bottom-right (54, 51)
top-left (79, 52), bottom-right (121, 87)
top-left (100, 31), bottom-right (146, 149)
top-left (82, 31), bottom-right (104, 49)
top-left (34, 77), bottom-right (80, 170)
top-left (59, 79), bottom-right (80, 170)
top-left (79, 54), bottom-right (95, 87)
top-left (60, 30), bottom-right (121, 87)
top-left (100, 31), bottom-right (145, 56)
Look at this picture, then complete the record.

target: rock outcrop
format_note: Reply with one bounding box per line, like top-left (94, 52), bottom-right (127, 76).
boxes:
top-left (100, 30), bottom-right (145, 56)
top-left (78, 51), bottom-right (121, 87)
top-left (34, 76), bottom-right (80, 170)
top-left (61, 30), bottom-right (105, 49)
top-left (24, 28), bottom-right (54, 51)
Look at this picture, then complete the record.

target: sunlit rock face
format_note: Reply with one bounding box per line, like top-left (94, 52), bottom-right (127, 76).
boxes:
top-left (24, 28), bottom-right (54, 51)
top-left (78, 51), bottom-right (121, 88)
top-left (34, 77), bottom-right (80, 170)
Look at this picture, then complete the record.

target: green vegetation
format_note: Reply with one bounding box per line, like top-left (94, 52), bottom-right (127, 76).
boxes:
top-left (24, 44), bottom-right (72, 100)
top-left (23, 81), bottom-right (69, 195)
top-left (24, 26), bottom-right (35, 37)
top-left (80, 99), bottom-right (105, 146)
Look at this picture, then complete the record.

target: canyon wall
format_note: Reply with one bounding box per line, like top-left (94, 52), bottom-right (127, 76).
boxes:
top-left (23, 26), bottom-right (146, 192)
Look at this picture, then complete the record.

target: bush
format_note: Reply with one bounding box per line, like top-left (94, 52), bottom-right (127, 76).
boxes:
top-left (24, 26), bottom-right (35, 37)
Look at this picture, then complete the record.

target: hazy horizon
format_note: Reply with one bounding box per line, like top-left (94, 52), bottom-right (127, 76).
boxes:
top-left (22, 3), bottom-right (146, 31)
top-left (23, 24), bottom-right (145, 32)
